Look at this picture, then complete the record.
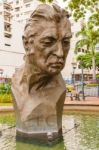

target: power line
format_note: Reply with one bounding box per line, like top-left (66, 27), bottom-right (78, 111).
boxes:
top-left (0, 49), bottom-right (24, 55)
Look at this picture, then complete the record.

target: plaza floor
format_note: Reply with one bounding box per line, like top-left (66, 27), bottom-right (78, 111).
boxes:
top-left (0, 96), bottom-right (99, 112)
top-left (64, 96), bottom-right (99, 111)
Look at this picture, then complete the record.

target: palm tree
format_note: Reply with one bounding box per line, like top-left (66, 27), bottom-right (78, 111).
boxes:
top-left (76, 53), bottom-right (92, 69)
top-left (75, 22), bottom-right (99, 80)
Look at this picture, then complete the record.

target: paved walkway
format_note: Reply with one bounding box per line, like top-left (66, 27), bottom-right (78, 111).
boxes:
top-left (65, 96), bottom-right (99, 105)
top-left (64, 96), bottom-right (99, 111)
top-left (0, 106), bottom-right (13, 112)
top-left (0, 97), bottom-right (99, 112)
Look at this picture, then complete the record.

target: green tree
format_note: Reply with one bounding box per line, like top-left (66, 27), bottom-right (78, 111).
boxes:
top-left (76, 53), bottom-right (92, 69)
top-left (38, 0), bottom-right (99, 27)
top-left (75, 22), bottom-right (99, 79)
top-left (95, 52), bottom-right (99, 70)
top-left (67, 0), bottom-right (99, 26)
top-left (76, 52), bottom-right (99, 70)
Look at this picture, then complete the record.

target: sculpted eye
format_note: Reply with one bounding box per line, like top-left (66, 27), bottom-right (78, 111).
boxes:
top-left (28, 35), bottom-right (35, 44)
top-left (41, 37), bottom-right (56, 46)
top-left (62, 38), bottom-right (70, 45)
top-left (29, 39), bottom-right (34, 44)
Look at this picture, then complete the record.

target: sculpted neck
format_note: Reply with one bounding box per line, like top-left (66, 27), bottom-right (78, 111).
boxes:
top-left (20, 60), bottom-right (55, 92)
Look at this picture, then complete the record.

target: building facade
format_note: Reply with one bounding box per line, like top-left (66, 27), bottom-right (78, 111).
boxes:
top-left (1, 0), bottom-right (96, 81)
top-left (0, 0), bottom-right (24, 78)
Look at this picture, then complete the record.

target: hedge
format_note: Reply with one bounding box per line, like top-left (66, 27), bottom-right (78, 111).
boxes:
top-left (0, 94), bottom-right (12, 103)
top-left (86, 83), bottom-right (99, 87)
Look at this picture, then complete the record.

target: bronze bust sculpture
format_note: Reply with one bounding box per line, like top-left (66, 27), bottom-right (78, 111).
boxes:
top-left (12, 4), bottom-right (72, 142)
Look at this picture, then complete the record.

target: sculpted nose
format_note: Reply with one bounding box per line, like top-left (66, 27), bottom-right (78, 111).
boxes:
top-left (54, 43), bottom-right (63, 57)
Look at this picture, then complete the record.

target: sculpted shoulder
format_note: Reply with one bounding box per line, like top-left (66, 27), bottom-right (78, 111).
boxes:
top-left (12, 64), bottom-right (25, 87)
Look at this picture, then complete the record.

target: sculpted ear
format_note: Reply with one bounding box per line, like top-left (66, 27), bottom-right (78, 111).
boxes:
top-left (22, 35), bottom-right (29, 52)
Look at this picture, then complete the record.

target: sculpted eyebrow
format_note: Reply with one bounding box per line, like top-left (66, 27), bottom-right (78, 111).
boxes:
top-left (40, 36), bottom-right (57, 41)
top-left (28, 33), bottom-right (36, 38)
top-left (65, 35), bottom-right (72, 39)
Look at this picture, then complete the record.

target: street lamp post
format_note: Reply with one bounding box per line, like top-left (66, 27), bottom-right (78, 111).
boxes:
top-left (80, 61), bottom-right (85, 100)
top-left (0, 69), bottom-right (3, 79)
top-left (71, 62), bottom-right (77, 86)
top-left (96, 78), bottom-right (99, 97)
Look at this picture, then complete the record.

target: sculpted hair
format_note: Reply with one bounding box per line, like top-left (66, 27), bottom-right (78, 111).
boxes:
top-left (24, 4), bottom-right (70, 34)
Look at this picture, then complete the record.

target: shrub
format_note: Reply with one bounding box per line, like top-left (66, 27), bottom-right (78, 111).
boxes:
top-left (0, 83), bottom-right (11, 94)
top-left (86, 83), bottom-right (98, 87)
top-left (96, 74), bottom-right (99, 79)
top-left (0, 93), bottom-right (12, 103)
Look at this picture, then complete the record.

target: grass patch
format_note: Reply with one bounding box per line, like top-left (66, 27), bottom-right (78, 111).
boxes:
top-left (0, 103), bottom-right (13, 106)
top-left (0, 113), bottom-right (15, 125)
top-left (63, 111), bottom-right (99, 116)
top-left (0, 94), bottom-right (12, 103)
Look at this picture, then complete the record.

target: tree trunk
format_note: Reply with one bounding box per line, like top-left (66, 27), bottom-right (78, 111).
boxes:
top-left (92, 55), bottom-right (96, 80)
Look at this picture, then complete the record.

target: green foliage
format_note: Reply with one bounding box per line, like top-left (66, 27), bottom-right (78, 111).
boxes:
top-left (76, 52), bottom-right (99, 69)
top-left (96, 52), bottom-right (99, 69)
top-left (0, 83), bottom-right (11, 94)
top-left (0, 94), bottom-right (12, 103)
top-left (86, 83), bottom-right (98, 87)
top-left (38, 0), bottom-right (53, 3)
top-left (0, 113), bottom-right (15, 126)
top-left (68, 0), bottom-right (99, 26)
top-left (76, 53), bottom-right (92, 69)
top-left (75, 22), bottom-right (99, 79)
top-left (75, 22), bottom-right (99, 53)
top-left (0, 103), bottom-right (12, 106)
top-left (96, 74), bottom-right (99, 79)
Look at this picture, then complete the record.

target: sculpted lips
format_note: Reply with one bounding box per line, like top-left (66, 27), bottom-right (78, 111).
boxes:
top-left (49, 62), bottom-right (64, 69)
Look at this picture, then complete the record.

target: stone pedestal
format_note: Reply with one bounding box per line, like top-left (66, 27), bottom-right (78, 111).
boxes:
top-left (12, 73), bottom-right (66, 142)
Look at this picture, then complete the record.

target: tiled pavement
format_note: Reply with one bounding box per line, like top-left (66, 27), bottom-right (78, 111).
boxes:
top-left (0, 97), bottom-right (99, 112)
top-left (64, 96), bottom-right (99, 111)
top-left (65, 96), bottom-right (99, 105)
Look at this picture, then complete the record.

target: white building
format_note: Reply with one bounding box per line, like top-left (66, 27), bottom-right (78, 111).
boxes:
top-left (0, 1), bottom-right (12, 50)
top-left (62, 19), bottom-right (81, 80)
top-left (10, 0), bottom-right (40, 24)
top-left (0, 1), bottom-right (24, 78)
top-left (0, 0), bottom-right (83, 80)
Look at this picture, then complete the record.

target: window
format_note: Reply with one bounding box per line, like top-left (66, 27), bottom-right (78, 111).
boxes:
top-left (16, 14), bottom-right (19, 17)
top-left (4, 23), bottom-right (11, 32)
top-left (25, 4), bottom-right (30, 7)
top-left (5, 43), bottom-right (11, 46)
top-left (82, 48), bottom-right (84, 52)
top-left (16, 0), bottom-right (19, 4)
top-left (15, 7), bottom-right (20, 12)
top-left (4, 5), bottom-right (11, 11)
top-left (4, 16), bottom-right (10, 22)
top-left (4, 33), bottom-right (12, 38)
top-left (77, 48), bottom-right (81, 52)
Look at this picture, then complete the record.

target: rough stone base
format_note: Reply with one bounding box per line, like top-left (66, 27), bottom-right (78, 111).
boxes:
top-left (16, 128), bottom-right (63, 145)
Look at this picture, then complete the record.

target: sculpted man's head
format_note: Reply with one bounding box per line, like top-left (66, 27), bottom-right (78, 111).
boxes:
top-left (22, 4), bottom-right (72, 76)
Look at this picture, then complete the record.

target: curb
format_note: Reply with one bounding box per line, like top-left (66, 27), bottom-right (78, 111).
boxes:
top-left (64, 103), bottom-right (99, 112)
top-left (0, 106), bottom-right (14, 112)
top-left (0, 104), bottom-right (99, 112)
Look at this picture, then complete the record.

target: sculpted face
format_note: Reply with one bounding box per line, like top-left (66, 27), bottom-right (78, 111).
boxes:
top-left (23, 8), bottom-right (72, 76)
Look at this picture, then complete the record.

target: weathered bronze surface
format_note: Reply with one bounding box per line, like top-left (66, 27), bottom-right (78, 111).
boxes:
top-left (12, 4), bottom-right (71, 142)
